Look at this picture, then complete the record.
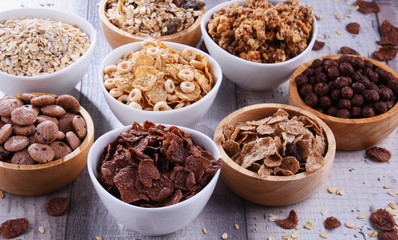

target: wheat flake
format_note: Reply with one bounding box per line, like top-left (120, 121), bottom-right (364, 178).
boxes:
top-left (304, 221), bottom-right (313, 230)
top-left (357, 214), bottom-right (367, 219)
top-left (336, 189), bottom-right (344, 195)
top-left (345, 221), bottom-right (355, 228)
top-left (327, 187), bottom-right (335, 194)
top-left (320, 232), bottom-right (328, 238)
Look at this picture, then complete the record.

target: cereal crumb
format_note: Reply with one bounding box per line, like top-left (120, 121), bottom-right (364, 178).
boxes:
top-left (282, 235), bottom-right (292, 239)
top-left (357, 214), bottom-right (367, 219)
top-left (292, 232), bottom-right (300, 238)
top-left (388, 190), bottom-right (397, 196)
top-left (39, 226), bottom-right (44, 234)
top-left (327, 187), bottom-right (335, 194)
top-left (269, 214), bottom-right (278, 222)
top-left (222, 232), bottom-right (228, 239)
top-left (304, 221), bottom-right (313, 230)
top-left (345, 14), bottom-right (352, 17)
top-left (95, 236), bottom-right (103, 240)
top-left (268, 236), bottom-right (276, 240)
top-left (347, 1), bottom-right (353, 5)
top-left (202, 228), bottom-right (207, 234)
top-left (369, 231), bottom-right (378, 237)
top-left (386, 206), bottom-right (397, 216)
top-left (384, 185), bottom-right (391, 189)
top-left (353, 6), bottom-right (359, 11)
top-left (0, 191), bottom-right (4, 199)
top-left (334, 0), bottom-right (340, 2)
top-left (336, 189), bottom-right (344, 195)
top-left (336, 30), bottom-right (344, 35)
top-left (321, 209), bottom-right (328, 215)
top-left (234, 224), bottom-right (239, 229)
top-left (328, 34), bottom-right (334, 38)
top-left (389, 202), bottom-right (397, 209)
top-left (295, 225), bottom-right (302, 230)
top-left (320, 232), bottom-right (328, 238)
top-left (345, 221), bottom-right (355, 228)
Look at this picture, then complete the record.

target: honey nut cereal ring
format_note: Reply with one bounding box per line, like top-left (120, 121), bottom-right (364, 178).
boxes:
top-left (116, 61), bottom-right (132, 74)
top-left (104, 79), bottom-right (116, 90)
top-left (128, 89), bottom-right (142, 103)
top-left (178, 69), bottom-right (194, 81)
top-left (190, 59), bottom-right (204, 70)
top-left (180, 81), bottom-right (195, 93)
top-left (182, 48), bottom-right (197, 62)
top-left (128, 102), bottom-right (143, 110)
top-left (104, 64), bottom-right (117, 75)
top-left (109, 88), bottom-right (124, 98)
top-left (118, 95), bottom-right (129, 104)
top-left (165, 79), bottom-right (175, 93)
top-left (174, 102), bottom-right (185, 109)
top-left (142, 39), bottom-right (157, 48)
top-left (146, 46), bottom-right (161, 58)
top-left (159, 49), bottom-right (170, 58)
top-left (167, 94), bottom-right (178, 102)
top-left (153, 101), bottom-right (172, 111)
top-left (171, 53), bottom-right (180, 63)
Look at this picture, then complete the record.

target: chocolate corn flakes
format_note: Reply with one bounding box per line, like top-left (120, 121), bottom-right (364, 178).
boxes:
top-left (346, 22), bottom-right (360, 35)
top-left (0, 218), bottom-right (29, 239)
top-left (276, 210), bottom-right (298, 229)
top-left (366, 146), bottom-right (391, 162)
top-left (377, 20), bottom-right (398, 46)
top-left (373, 46), bottom-right (398, 61)
top-left (313, 40), bottom-right (325, 51)
top-left (221, 109), bottom-right (327, 177)
top-left (356, 0), bottom-right (380, 14)
top-left (324, 216), bottom-right (341, 229)
top-left (340, 46), bottom-right (360, 55)
top-left (370, 208), bottom-right (396, 232)
top-left (97, 121), bottom-right (221, 207)
top-left (45, 197), bottom-right (70, 217)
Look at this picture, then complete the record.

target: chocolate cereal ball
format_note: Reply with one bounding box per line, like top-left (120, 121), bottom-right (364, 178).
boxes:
top-left (352, 82), bottom-right (365, 94)
top-left (299, 84), bottom-right (313, 96)
top-left (336, 109), bottom-right (350, 118)
top-left (327, 106), bottom-right (338, 116)
top-left (361, 105), bottom-right (375, 118)
top-left (310, 59), bottom-right (322, 68)
top-left (351, 106), bottom-right (362, 118)
top-left (351, 94), bottom-right (365, 107)
top-left (330, 89), bottom-right (341, 102)
top-left (304, 93), bottom-right (318, 107)
top-left (295, 74), bottom-right (308, 87)
top-left (339, 62), bottom-right (354, 76)
top-left (374, 101), bottom-right (388, 115)
top-left (341, 86), bottom-right (354, 99)
top-left (327, 66), bottom-right (340, 80)
top-left (337, 99), bottom-right (351, 109)
top-left (379, 87), bottom-right (394, 101)
top-left (314, 83), bottom-right (329, 96)
top-left (363, 89), bottom-right (380, 103)
top-left (319, 96), bottom-right (332, 109)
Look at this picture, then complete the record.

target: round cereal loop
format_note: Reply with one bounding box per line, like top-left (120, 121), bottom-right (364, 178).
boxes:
top-left (146, 46), bottom-right (160, 58)
top-left (104, 64), bottom-right (117, 75)
top-left (56, 95), bottom-right (80, 114)
top-left (28, 143), bottom-right (55, 163)
top-left (118, 95), bottom-right (129, 104)
top-left (110, 88), bottom-right (124, 98)
top-left (58, 113), bottom-right (76, 134)
top-left (72, 115), bottom-right (87, 139)
top-left (0, 145), bottom-right (9, 160)
top-left (35, 121), bottom-right (58, 144)
top-left (104, 79), bottom-right (116, 90)
top-left (20, 93), bottom-right (37, 103)
top-left (36, 115), bottom-right (59, 125)
top-left (57, 131), bottom-right (65, 140)
top-left (142, 39), bottom-right (157, 48)
top-left (167, 94), bottom-right (178, 102)
top-left (66, 131), bottom-right (81, 150)
top-left (178, 56), bottom-right (189, 65)
top-left (182, 48), bottom-right (197, 62)
top-left (30, 95), bottom-right (56, 107)
top-left (13, 124), bottom-right (36, 136)
top-left (50, 141), bottom-right (72, 159)
top-left (4, 136), bottom-right (29, 152)
top-left (41, 105), bottom-right (66, 117)
top-left (153, 101), bottom-right (172, 111)
top-left (11, 106), bottom-right (38, 125)
top-left (190, 59), bottom-right (204, 70)
top-left (165, 79), bottom-right (175, 93)
top-left (128, 89), bottom-right (142, 103)
top-left (128, 102), bottom-right (143, 110)
top-left (0, 97), bottom-right (23, 117)
top-left (180, 81), bottom-right (195, 93)
top-left (116, 61), bottom-right (131, 74)
top-left (178, 69), bottom-right (194, 81)
top-left (11, 149), bottom-right (35, 165)
top-left (0, 124), bottom-right (12, 144)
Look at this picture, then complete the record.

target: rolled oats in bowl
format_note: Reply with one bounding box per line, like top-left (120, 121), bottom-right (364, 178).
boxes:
top-left (0, 17), bottom-right (91, 76)
top-left (207, 0), bottom-right (314, 63)
top-left (105, 0), bottom-right (205, 37)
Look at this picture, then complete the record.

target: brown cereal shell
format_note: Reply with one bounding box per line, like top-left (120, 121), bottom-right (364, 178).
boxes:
top-left (0, 124), bottom-right (12, 144)
top-left (4, 136), bottom-right (29, 152)
top-left (0, 218), bottom-right (29, 239)
top-left (20, 93), bottom-right (37, 103)
top-left (28, 143), bottom-right (55, 163)
top-left (72, 115), bottom-right (87, 139)
top-left (66, 131), bottom-right (81, 150)
top-left (370, 208), bottom-right (395, 232)
top-left (58, 113), bottom-right (76, 134)
top-left (45, 197), bottom-right (70, 216)
top-left (30, 95), bottom-right (56, 107)
top-left (50, 141), bottom-right (72, 159)
top-left (35, 121), bottom-right (58, 144)
top-left (36, 115), bottom-right (59, 125)
top-left (346, 22), bottom-right (360, 34)
top-left (56, 95), bottom-right (80, 113)
top-left (340, 46), bottom-right (360, 56)
top-left (0, 97), bottom-right (23, 117)
top-left (356, 0), bottom-right (380, 14)
top-left (10, 106), bottom-right (38, 125)
top-left (0, 146), bottom-right (10, 160)
top-left (366, 146), bottom-right (391, 162)
top-left (313, 40), bottom-right (325, 51)
top-left (276, 210), bottom-right (298, 229)
top-left (12, 124), bottom-right (36, 136)
top-left (377, 20), bottom-right (398, 46)
top-left (41, 105), bottom-right (66, 117)
top-left (373, 46), bottom-right (398, 61)
top-left (324, 216), bottom-right (341, 229)
top-left (11, 149), bottom-right (35, 165)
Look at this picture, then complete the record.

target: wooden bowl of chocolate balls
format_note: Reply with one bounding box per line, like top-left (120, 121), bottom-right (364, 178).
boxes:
top-left (289, 55), bottom-right (398, 151)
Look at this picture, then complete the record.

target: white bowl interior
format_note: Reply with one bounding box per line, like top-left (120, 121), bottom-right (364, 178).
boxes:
top-left (87, 124), bottom-right (220, 235)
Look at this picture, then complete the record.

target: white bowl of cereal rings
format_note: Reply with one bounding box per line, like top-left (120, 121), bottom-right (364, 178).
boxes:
top-left (99, 40), bottom-right (223, 128)
top-left (87, 121), bottom-right (221, 236)
top-left (0, 8), bottom-right (97, 95)
top-left (201, 0), bottom-right (318, 91)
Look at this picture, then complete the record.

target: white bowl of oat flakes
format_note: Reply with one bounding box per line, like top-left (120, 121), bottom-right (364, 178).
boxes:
top-left (99, 40), bottom-right (222, 128)
top-left (0, 8), bottom-right (97, 95)
top-left (201, 0), bottom-right (318, 91)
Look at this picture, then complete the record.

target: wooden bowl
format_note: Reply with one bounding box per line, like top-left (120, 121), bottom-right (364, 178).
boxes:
top-left (99, 0), bottom-right (204, 49)
top-left (214, 104), bottom-right (336, 206)
top-left (289, 55), bottom-right (398, 151)
top-left (0, 93), bottom-right (95, 196)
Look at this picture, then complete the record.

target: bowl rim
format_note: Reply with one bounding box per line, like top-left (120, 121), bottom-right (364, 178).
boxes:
top-left (98, 0), bottom-right (205, 41)
top-left (98, 41), bottom-right (223, 116)
top-left (0, 7), bottom-right (97, 80)
top-left (200, 0), bottom-right (318, 66)
top-left (0, 93), bottom-right (95, 171)
top-left (214, 103), bottom-right (336, 182)
top-left (87, 123), bottom-right (221, 211)
top-left (289, 54), bottom-right (398, 124)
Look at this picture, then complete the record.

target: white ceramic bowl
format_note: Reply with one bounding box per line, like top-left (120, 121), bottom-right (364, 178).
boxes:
top-left (200, 0), bottom-right (318, 91)
top-left (0, 8), bottom-right (97, 95)
top-left (87, 124), bottom-right (221, 236)
top-left (99, 41), bottom-right (223, 128)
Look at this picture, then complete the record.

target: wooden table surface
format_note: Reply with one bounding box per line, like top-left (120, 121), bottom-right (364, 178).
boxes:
top-left (0, 0), bottom-right (397, 239)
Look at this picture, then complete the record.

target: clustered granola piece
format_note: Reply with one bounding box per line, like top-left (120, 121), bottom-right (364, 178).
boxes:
top-left (207, 0), bottom-right (314, 63)
top-left (221, 109), bottom-right (327, 177)
top-left (97, 121), bottom-right (221, 207)
top-left (0, 17), bottom-right (90, 76)
top-left (105, 0), bottom-right (205, 37)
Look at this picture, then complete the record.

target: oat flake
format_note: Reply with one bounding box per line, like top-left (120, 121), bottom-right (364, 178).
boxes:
top-left (221, 232), bottom-right (228, 239)
top-left (357, 214), bottom-right (367, 219)
top-left (95, 236), bottom-right (103, 240)
top-left (336, 189), bottom-right (344, 196)
top-left (345, 221), bottom-right (355, 228)
top-left (369, 231), bottom-right (378, 237)
top-left (320, 232), bottom-right (328, 238)
top-left (292, 232), bottom-right (300, 238)
top-left (39, 226), bottom-right (44, 234)
top-left (327, 187), bottom-right (335, 194)
top-left (304, 221), bottom-right (313, 230)
top-left (202, 228), bottom-right (207, 234)
top-left (321, 209), bottom-right (328, 215)
top-left (389, 190), bottom-right (397, 196)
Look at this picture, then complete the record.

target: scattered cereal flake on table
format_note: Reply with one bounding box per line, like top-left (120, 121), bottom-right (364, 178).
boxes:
top-left (202, 228), bottom-right (207, 234)
top-left (334, 0), bottom-right (340, 2)
top-left (384, 185), bottom-right (391, 189)
top-left (296, 225), bottom-right (302, 230)
top-left (305, 221), bottom-right (313, 230)
top-left (345, 14), bottom-right (352, 17)
top-left (292, 232), bottom-right (300, 238)
top-left (369, 231), bottom-right (378, 237)
top-left (347, 1), bottom-right (353, 5)
top-left (0, 191), bottom-right (4, 199)
top-left (320, 232), bottom-right (328, 238)
top-left (389, 190), bottom-right (397, 196)
top-left (327, 187), bottom-right (335, 194)
top-left (328, 34), bottom-right (334, 38)
top-left (282, 235), bottom-right (292, 240)
top-left (221, 232), bottom-right (228, 239)
top-left (336, 30), bottom-right (344, 35)
top-left (38, 226), bottom-right (44, 234)
top-left (389, 203), bottom-right (397, 209)
top-left (234, 224), bottom-right (239, 229)
top-left (314, 13), bottom-right (323, 20)
top-left (357, 214), bottom-right (367, 219)
top-left (321, 209), bottom-right (328, 215)
top-left (386, 206), bottom-right (397, 216)
top-left (353, 6), bottom-right (359, 11)
top-left (95, 236), bottom-right (103, 240)
top-left (336, 189), bottom-right (344, 196)
top-left (268, 236), bottom-right (276, 240)
top-left (269, 214), bottom-right (278, 222)
top-left (345, 221), bottom-right (355, 228)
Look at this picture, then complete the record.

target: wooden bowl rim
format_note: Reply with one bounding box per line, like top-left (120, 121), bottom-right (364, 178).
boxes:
top-left (214, 103), bottom-right (336, 182)
top-left (99, 0), bottom-right (204, 41)
top-left (289, 54), bottom-right (398, 124)
top-left (0, 93), bottom-right (95, 171)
